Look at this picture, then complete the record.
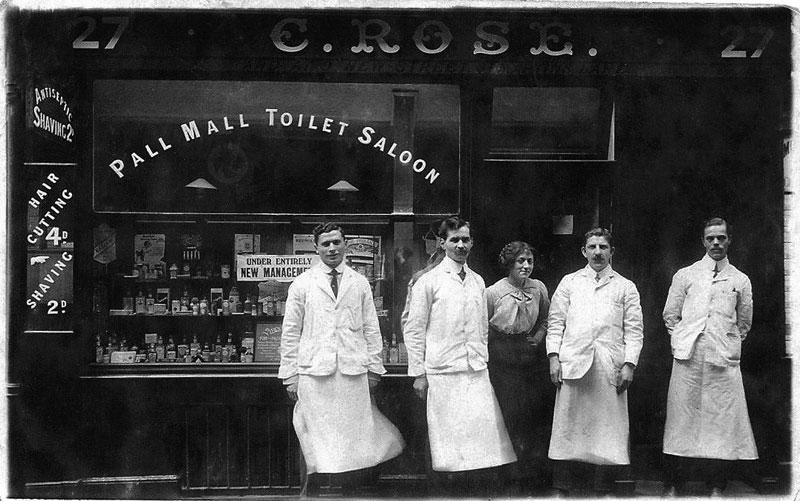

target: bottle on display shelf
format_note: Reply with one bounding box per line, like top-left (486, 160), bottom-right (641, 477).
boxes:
top-left (190, 334), bottom-right (201, 360)
top-left (166, 336), bottom-right (176, 361)
top-left (146, 290), bottom-right (155, 315)
top-left (120, 336), bottom-right (128, 352)
top-left (135, 289), bottom-right (146, 314)
top-left (221, 341), bottom-right (230, 363)
top-left (200, 297), bottom-right (208, 316)
top-left (382, 337), bottom-right (390, 363)
top-left (222, 299), bottom-right (231, 316)
top-left (225, 332), bottom-right (236, 362)
top-left (229, 286), bottom-right (240, 313)
top-left (243, 295), bottom-right (252, 316)
top-left (389, 334), bottom-right (400, 364)
top-left (251, 297), bottom-right (259, 316)
top-left (214, 334), bottom-right (223, 361)
top-left (202, 341), bottom-right (212, 362)
top-left (155, 335), bottom-right (165, 361)
top-left (95, 334), bottom-right (104, 363)
top-left (181, 288), bottom-right (190, 312)
top-left (177, 336), bottom-right (189, 362)
top-left (191, 296), bottom-right (200, 316)
top-left (147, 343), bottom-right (157, 363)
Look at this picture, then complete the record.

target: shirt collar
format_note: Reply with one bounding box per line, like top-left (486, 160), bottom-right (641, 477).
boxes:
top-left (318, 261), bottom-right (347, 275)
top-left (583, 264), bottom-right (614, 281)
top-left (702, 253), bottom-right (729, 273)
top-left (442, 255), bottom-right (468, 275)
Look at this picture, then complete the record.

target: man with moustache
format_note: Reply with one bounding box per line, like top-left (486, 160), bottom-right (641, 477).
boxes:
top-left (404, 216), bottom-right (516, 495)
top-left (279, 222), bottom-right (404, 495)
top-left (546, 227), bottom-right (644, 496)
top-left (662, 218), bottom-right (756, 496)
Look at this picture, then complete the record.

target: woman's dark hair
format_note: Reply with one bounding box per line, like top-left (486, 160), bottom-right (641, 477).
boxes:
top-left (498, 241), bottom-right (535, 269)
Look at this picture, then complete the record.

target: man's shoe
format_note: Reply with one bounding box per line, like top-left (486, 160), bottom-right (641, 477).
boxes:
top-left (709, 487), bottom-right (724, 497)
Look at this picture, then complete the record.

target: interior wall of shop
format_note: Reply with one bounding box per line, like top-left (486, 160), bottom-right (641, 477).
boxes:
top-left (468, 75), bottom-right (789, 485)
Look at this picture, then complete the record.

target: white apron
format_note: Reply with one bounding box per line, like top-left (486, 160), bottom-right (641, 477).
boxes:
top-left (548, 352), bottom-right (630, 465)
top-left (294, 371), bottom-right (405, 474)
top-left (427, 369), bottom-right (517, 472)
top-left (663, 334), bottom-right (758, 459)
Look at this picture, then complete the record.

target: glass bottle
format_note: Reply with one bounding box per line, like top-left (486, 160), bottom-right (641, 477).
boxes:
top-left (147, 343), bottom-right (157, 363)
top-left (155, 335), bottom-right (165, 361)
top-left (166, 336), bottom-right (176, 361)
top-left (135, 289), bottom-right (146, 314)
top-left (389, 333), bottom-right (400, 364)
top-left (146, 290), bottom-right (155, 315)
top-left (95, 334), bottom-right (104, 363)
top-left (190, 334), bottom-right (201, 360)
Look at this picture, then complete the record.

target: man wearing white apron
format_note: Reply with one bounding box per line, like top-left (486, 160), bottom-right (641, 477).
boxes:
top-left (404, 217), bottom-right (516, 496)
top-left (662, 218), bottom-right (756, 496)
top-left (279, 222), bottom-right (404, 495)
top-left (546, 227), bottom-right (644, 495)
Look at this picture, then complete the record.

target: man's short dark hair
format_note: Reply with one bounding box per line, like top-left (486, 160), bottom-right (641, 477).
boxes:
top-left (583, 227), bottom-right (614, 247)
top-left (313, 222), bottom-right (345, 244)
top-left (704, 217), bottom-right (731, 236)
top-left (437, 216), bottom-right (470, 239)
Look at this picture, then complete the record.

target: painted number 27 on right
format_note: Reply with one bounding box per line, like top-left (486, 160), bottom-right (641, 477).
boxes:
top-left (720, 25), bottom-right (774, 58)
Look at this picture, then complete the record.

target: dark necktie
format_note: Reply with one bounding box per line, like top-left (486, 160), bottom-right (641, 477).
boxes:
top-left (330, 269), bottom-right (339, 297)
top-left (458, 268), bottom-right (466, 281)
top-left (713, 264), bottom-right (719, 279)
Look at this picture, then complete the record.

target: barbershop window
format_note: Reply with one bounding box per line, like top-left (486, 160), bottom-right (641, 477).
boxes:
top-left (93, 81), bottom-right (460, 215)
top-left (489, 87), bottom-right (614, 160)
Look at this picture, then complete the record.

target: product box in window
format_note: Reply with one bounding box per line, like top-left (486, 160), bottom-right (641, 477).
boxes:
top-left (254, 323), bottom-right (282, 362)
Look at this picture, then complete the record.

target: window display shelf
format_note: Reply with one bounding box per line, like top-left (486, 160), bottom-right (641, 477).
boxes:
top-left (83, 363), bottom-right (410, 379)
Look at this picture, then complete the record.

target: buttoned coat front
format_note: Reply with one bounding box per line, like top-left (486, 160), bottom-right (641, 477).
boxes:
top-left (546, 266), bottom-right (644, 382)
top-left (278, 263), bottom-right (385, 379)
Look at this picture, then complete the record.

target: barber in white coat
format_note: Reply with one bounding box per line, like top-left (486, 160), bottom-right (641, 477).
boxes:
top-left (547, 227), bottom-right (644, 496)
top-left (661, 217), bottom-right (756, 496)
top-left (279, 222), bottom-right (404, 491)
top-left (404, 217), bottom-right (516, 495)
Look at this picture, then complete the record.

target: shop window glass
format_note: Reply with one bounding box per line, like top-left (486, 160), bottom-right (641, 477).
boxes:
top-left (93, 81), bottom-right (460, 214)
top-left (490, 87), bottom-right (611, 160)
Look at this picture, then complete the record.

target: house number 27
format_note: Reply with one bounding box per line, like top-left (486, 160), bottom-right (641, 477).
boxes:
top-left (72, 16), bottom-right (130, 50)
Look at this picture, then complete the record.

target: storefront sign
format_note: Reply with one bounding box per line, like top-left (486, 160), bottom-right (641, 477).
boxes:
top-left (25, 168), bottom-right (75, 328)
top-left (27, 85), bottom-right (75, 144)
top-left (106, 110), bottom-right (440, 184)
top-left (236, 254), bottom-right (316, 282)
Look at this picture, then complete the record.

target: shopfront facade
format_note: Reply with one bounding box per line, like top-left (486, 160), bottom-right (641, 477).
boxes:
top-left (5, 6), bottom-right (793, 498)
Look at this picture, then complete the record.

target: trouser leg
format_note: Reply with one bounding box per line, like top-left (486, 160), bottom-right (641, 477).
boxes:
top-left (663, 454), bottom-right (688, 491)
top-left (704, 459), bottom-right (728, 491)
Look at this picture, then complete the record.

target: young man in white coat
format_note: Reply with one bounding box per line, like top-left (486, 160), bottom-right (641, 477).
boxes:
top-left (279, 222), bottom-right (404, 495)
top-left (662, 218), bottom-right (756, 496)
top-left (404, 216), bottom-right (516, 496)
top-left (546, 227), bottom-right (644, 496)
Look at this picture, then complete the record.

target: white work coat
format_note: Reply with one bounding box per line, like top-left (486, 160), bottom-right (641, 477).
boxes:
top-left (404, 257), bottom-right (489, 378)
top-left (663, 255), bottom-right (753, 367)
top-left (546, 265), bottom-right (644, 382)
top-left (278, 262), bottom-right (385, 379)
